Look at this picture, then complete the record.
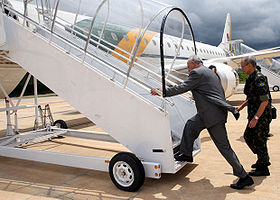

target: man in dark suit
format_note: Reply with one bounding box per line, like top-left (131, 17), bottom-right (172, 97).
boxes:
top-left (151, 55), bottom-right (253, 189)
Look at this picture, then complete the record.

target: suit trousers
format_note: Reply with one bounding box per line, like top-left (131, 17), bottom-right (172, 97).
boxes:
top-left (180, 114), bottom-right (248, 178)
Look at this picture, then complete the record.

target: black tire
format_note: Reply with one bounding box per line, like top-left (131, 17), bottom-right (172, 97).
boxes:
top-left (109, 152), bottom-right (145, 192)
top-left (52, 120), bottom-right (68, 139)
top-left (53, 120), bottom-right (68, 129)
top-left (272, 85), bottom-right (279, 92)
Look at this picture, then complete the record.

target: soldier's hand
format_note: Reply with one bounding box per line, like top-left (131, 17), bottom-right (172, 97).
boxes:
top-left (249, 118), bottom-right (258, 128)
top-left (236, 106), bottom-right (242, 112)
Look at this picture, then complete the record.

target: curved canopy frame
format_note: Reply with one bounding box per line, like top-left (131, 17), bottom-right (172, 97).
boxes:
top-left (159, 7), bottom-right (197, 97)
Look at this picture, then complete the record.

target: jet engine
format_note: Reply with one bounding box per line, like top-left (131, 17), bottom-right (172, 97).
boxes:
top-left (167, 62), bottom-right (239, 98)
top-left (205, 63), bottom-right (239, 98)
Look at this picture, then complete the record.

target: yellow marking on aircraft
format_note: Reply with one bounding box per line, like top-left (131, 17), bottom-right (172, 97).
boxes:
top-left (112, 29), bottom-right (157, 64)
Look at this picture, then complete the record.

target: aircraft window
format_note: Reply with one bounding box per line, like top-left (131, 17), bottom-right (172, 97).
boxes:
top-left (200, 49), bottom-right (203, 53)
top-left (174, 44), bottom-right (178, 49)
top-left (111, 32), bottom-right (118, 41)
top-left (144, 38), bottom-right (148, 45)
top-left (186, 46), bottom-right (189, 51)
top-left (97, 30), bottom-right (102, 36)
top-left (97, 30), bottom-right (104, 39)
top-left (204, 49), bottom-right (206, 53)
top-left (181, 45), bottom-right (184, 50)
top-left (152, 40), bottom-right (156, 46)
top-left (167, 42), bottom-right (171, 48)
top-left (123, 35), bottom-right (129, 42)
top-left (191, 47), bottom-right (194, 51)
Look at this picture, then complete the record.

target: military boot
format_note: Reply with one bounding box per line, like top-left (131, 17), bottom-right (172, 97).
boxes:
top-left (251, 161), bottom-right (271, 168)
top-left (249, 166), bottom-right (270, 176)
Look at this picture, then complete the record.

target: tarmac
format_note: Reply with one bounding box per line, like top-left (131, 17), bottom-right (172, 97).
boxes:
top-left (0, 89), bottom-right (279, 200)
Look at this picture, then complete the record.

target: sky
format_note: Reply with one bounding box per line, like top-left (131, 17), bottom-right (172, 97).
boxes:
top-left (157, 0), bottom-right (280, 50)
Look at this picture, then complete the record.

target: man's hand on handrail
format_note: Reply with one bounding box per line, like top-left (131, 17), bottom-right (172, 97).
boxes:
top-left (150, 88), bottom-right (162, 96)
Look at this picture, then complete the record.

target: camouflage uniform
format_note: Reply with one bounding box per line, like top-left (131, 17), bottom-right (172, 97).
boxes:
top-left (244, 70), bottom-right (272, 167)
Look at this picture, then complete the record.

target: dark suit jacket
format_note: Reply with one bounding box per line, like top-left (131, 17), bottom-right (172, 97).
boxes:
top-left (166, 65), bottom-right (235, 128)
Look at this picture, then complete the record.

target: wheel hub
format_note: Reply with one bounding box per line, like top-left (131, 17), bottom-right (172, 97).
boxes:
top-left (113, 161), bottom-right (134, 187)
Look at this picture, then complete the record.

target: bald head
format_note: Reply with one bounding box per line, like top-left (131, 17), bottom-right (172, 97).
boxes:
top-left (187, 55), bottom-right (203, 72)
top-left (188, 55), bottom-right (203, 64)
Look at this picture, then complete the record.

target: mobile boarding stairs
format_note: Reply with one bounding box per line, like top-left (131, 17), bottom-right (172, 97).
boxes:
top-left (0, 0), bottom-right (200, 191)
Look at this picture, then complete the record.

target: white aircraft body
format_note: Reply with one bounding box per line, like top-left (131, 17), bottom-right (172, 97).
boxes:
top-left (1, 0), bottom-right (280, 99)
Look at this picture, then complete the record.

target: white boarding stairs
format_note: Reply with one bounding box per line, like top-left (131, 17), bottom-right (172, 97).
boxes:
top-left (0, 5), bottom-right (199, 177)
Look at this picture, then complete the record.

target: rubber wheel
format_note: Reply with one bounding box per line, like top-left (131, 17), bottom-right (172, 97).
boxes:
top-left (53, 120), bottom-right (68, 129)
top-left (272, 85), bottom-right (279, 92)
top-left (109, 152), bottom-right (145, 192)
top-left (52, 120), bottom-right (68, 139)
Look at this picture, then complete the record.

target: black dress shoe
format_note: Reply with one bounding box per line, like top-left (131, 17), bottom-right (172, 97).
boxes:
top-left (230, 175), bottom-right (254, 190)
top-left (249, 168), bottom-right (270, 176)
top-left (174, 154), bottom-right (193, 162)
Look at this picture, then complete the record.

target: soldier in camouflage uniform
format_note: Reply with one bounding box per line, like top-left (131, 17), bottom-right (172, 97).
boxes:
top-left (237, 56), bottom-right (272, 176)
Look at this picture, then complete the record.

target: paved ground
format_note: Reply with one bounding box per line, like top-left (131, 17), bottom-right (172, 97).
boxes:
top-left (0, 90), bottom-right (279, 200)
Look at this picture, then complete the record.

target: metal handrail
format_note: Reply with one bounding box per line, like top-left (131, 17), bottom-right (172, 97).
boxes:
top-left (2, 3), bottom-right (182, 88)
top-left (46, 13), bottom-right (184, 86)
top-left (96, 0), bottom-right (110, 50)
top-left (2, 1), bottom-right (180, 109)
top-left (49, 0), bottom-right (60, 42)
top-left (124, 4), bottom-right (173, 88)
top-left (82, 0), bottom-right (108, 62)
top-left (160, 7), bottom-right (197, 98)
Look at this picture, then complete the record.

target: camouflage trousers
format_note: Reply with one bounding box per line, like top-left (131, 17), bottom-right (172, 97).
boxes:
top-left (244, 119), bottom-right (270, 166)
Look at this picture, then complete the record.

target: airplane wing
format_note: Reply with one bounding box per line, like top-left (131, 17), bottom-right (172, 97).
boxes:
top-left (206, 48), bottom-right (280, 69)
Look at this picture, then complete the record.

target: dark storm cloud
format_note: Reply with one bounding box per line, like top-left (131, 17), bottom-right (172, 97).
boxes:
top-left (158, 0), bottom-right (280, 50)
